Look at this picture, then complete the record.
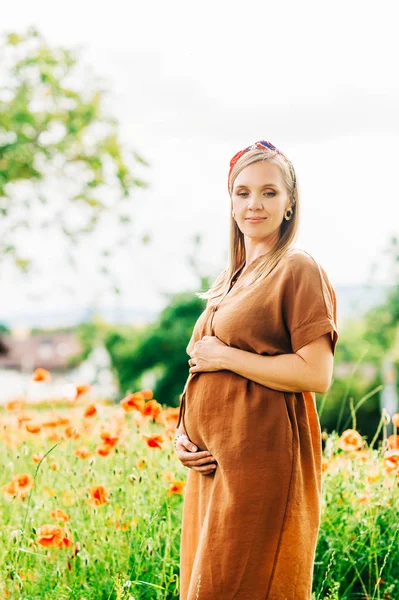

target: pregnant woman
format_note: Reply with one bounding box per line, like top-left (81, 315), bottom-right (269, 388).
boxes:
top-left (174, 140), bottom-right (338, 600)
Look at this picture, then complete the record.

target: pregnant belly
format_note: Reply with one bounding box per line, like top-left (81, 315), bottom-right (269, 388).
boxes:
top-left (183, 371), bottom-right (294, 467)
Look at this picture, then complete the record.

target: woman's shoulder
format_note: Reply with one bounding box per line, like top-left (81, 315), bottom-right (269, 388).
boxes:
top-left (284, 247), bottom-right (323, 275)
top-left (283, 247), bottom-right (336, 296)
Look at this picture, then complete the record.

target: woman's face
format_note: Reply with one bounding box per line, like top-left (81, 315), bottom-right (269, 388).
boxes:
top-left (231, 160), bottom-right (292, 242)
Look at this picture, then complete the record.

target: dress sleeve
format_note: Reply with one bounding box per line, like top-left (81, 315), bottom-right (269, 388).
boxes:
top-left (283, 251), bottom-right (339, 355)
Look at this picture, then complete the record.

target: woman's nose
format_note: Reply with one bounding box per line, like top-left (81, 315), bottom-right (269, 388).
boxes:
top-left (247, 195), bottom-right (264, 208)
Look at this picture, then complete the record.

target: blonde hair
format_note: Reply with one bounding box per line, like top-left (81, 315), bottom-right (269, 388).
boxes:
top-left (197, 146), bottom-right (300, 303)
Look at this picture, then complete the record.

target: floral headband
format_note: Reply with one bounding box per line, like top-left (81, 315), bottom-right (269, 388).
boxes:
top-left (228, 140), bottom-right (297, 193)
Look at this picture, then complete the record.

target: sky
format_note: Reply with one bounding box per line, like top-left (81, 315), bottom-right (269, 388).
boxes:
top-left (1, 0), bottom-right (399, 326)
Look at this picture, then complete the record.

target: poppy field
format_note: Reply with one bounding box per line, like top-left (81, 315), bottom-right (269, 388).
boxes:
top-left (1, 368), bottom-right (399, 599)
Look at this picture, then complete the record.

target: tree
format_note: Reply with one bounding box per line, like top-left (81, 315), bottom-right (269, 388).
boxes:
top-left (0, 27), bottom-right (150, 294)
top-left (0, 323), bottom-right (9, 355)
top-left (105, 290), bottom-right (207, 407)
top-left (322, 235), bottom-right (399, 439)
top-left (104, 235), bottom-right (215, 406)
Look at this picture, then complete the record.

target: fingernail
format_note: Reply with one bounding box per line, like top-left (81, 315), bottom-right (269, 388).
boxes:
top-left (192, 445), bottom-right (197, 451)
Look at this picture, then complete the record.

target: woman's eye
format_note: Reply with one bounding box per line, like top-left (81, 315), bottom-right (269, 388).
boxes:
top-left (237, 191), bottom-right (275, 197)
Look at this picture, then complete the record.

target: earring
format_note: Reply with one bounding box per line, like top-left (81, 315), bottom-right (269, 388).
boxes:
top-left (284, 207), bottom-right (293, 220)
top-left (232, 210), bottom-right (236, 219)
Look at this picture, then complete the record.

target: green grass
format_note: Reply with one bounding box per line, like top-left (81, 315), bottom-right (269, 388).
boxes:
top-left (0, 402), bottom-right (398, 599)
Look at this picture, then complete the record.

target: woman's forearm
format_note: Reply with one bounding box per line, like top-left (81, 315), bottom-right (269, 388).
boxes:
top-left (218, 345), bottom-right (328, 393)
top-left (176, 423), bottom-right (186, 435)
top-left (176, 378), bottom-right (190, 435)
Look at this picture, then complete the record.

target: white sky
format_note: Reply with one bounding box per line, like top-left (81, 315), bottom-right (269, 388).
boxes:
top-left (1, 0), bottom-right (399, 324)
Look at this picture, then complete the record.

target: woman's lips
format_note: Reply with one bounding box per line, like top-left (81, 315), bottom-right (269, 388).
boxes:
top-left (245, 218), bottom-right (266, 223)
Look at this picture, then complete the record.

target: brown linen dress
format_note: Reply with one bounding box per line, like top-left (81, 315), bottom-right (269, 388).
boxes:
top-left (177, 247), bottom-right (339, 600)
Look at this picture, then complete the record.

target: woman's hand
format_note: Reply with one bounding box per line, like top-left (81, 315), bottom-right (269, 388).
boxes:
top-left (175, 434), bottom-right (218, 475)
top-left (188, 335), bottom-right (228, 374)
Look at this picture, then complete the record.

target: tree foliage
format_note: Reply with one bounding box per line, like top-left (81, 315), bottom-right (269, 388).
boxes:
top-left (0, 27), bottom-right (149, 286)
top-left (105, 291), bottom-right (207, 407)
top-left (323, 235), bottom-right (399, 438)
